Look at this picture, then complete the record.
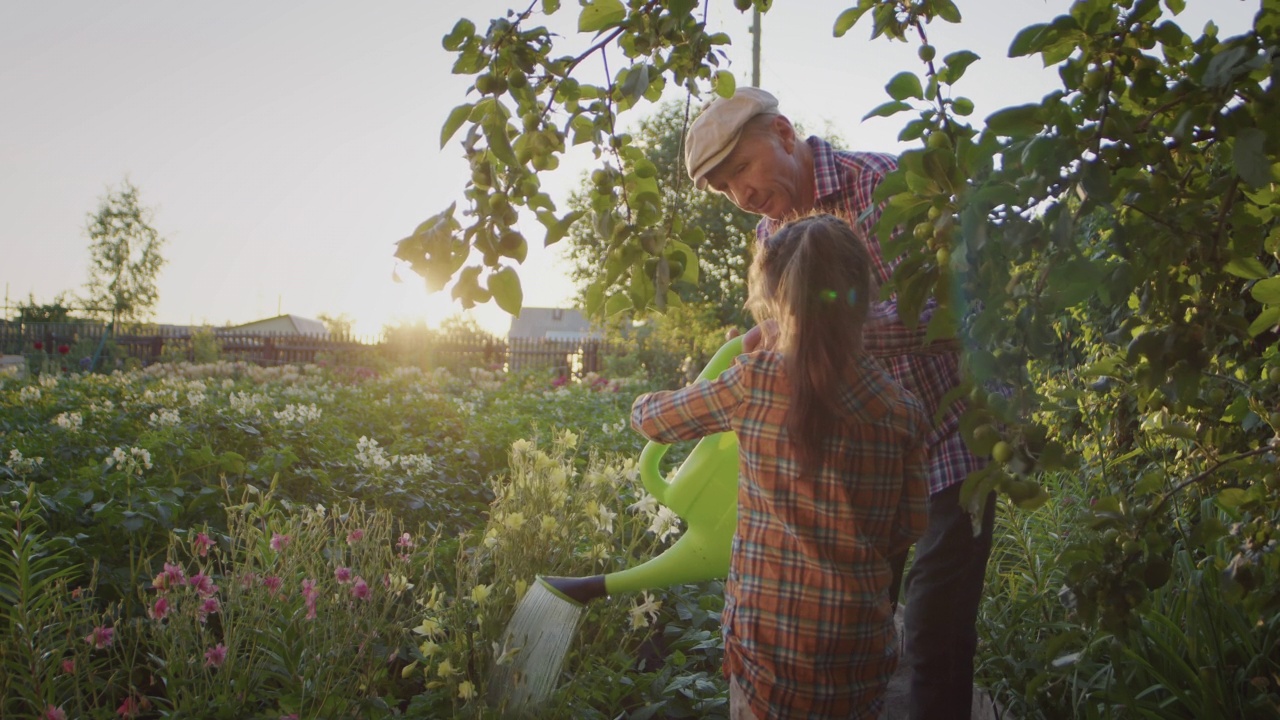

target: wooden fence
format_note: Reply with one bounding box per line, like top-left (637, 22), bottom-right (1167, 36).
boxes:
top-left (0, 322), bottom-right (609, 377)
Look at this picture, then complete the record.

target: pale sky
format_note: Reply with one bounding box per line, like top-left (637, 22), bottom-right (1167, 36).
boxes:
top-left (0, 1), bottom-right (1258, 337)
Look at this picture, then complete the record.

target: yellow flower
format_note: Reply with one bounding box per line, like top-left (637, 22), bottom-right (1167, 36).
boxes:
top-left (630, 592), bottom-right (662, 629)
top-left (540, 515), bottom-right (559, 534)
top-left (559, 429), bottom-right (578, 448)
top-left (419, 584), bottom-right (445, 611)
top-left (470, 584), bottom-right (492, 604)
top-left (548, 468), bottom-right (567, 488)
top-left (419, 640), bottom-right (441, 657)
top-left (458, 680), bottom-right (477, 701)
top-left (437, 658), bottom-right (458, 677)
top-left (511, 439), bottom-right (531, 455)
top-left (413, 617), bottom-right (442, 637)
top-left (387, 574), bottom-right (413, 594)
top-left (503, 512), bottom-right (526, 531)
top-left (401, 661), bottom-right (419, 679)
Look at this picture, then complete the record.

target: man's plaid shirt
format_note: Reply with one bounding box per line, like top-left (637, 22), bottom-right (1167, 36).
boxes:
top-left (632, 351), bottom-right (929, 719)
top-left (758, 137), bottom-right (985, 496)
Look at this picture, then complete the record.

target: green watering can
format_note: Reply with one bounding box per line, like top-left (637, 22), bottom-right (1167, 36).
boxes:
top-left (541, 336), bottom-right (743, 605)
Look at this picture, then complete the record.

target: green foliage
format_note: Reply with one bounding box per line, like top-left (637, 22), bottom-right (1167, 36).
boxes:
top-left (83, 180), bottom-right (167, 326)
top-left (15, 293), bottom-right (78, 323)
top-left (563, 100), bottom-right (758, 331)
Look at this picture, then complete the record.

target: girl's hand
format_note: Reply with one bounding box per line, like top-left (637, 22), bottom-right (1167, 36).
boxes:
top-left (742, 320), bottom-right (778, 352)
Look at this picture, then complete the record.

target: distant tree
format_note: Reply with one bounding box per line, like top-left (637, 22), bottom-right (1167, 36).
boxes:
top-left (83, 180), bottom-right (167, 326)
top-left (16, 293), bottom-right (77, 323)
top-left (564, 100), bottom-right (758, 331)
top-left (317, 312), bottom-right (357, 339)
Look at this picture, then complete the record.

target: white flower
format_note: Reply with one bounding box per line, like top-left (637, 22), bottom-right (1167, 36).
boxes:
top-left (149, 408), bottom-right (181, 427)
top-left (355, 436), bottom-right (392, 471)
top-left (38, 375), bottom-right (58, 389)
top-left (648, 506), bottom-right (682, 543)
top-left (394, 453), bottom-right (434, 474)
top-left (52, 412), bottom-right (83, 432)
top-left (273, 403), bottom-right (322, 425)
top-left (19, 386), bottom-right (41, 403)
top-left (5, 449), bottom-right (43, 476)
top-left (588, 502), bottom-right (617, 534)
top-left (105, 446), bottom-right (152, 476)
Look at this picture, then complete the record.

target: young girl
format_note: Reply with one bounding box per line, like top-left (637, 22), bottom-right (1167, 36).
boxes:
top-left (631, 214), bottom-right (929, 719)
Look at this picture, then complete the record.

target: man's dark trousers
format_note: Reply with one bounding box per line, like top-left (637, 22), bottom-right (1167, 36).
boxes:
top-left (889, 482), bottom-right (997, 720)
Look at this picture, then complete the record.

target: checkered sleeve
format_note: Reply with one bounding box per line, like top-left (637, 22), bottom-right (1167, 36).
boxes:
top-left (630, 357), bottom-right (749, 444)
top-left (889, 410), bottom-right (930, 557)
top-left (864, 302), bottom-right (958, 359)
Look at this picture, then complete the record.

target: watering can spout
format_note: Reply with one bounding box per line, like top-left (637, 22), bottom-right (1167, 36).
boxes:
top-left (547, 337), bottom-right (745, 603)
top-left (538, 575), bottom-right (607, 605)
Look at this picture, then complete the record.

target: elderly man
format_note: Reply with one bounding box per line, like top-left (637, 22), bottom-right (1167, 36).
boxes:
top-left (685, 87), bottom-right (994, 720)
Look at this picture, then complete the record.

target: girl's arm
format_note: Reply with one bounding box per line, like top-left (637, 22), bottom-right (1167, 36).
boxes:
top-left (631, 359), bottom-right (749, 444)
top-left (889, 438), bottom-right (929, 558)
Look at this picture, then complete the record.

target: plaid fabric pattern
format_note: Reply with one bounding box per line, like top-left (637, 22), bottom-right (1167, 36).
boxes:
top-left (632, 351), bottom-right (929, 719)
top-left (758, 137), bottom-right (985, 495)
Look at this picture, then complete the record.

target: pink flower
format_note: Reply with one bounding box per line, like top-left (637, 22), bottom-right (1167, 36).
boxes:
top-left (305, 600), bottom-right (317, 621)
top-left (45, 705), bottom-right (67, 720)
top-left (149, 596), bottom-right (170, 620)
top-left (192, 532), bottom-right (215, 557)
top-left (61, 658), bottom-right (75, 674)
top-left (153, 562), bottom-right (186, 592)
top-left (301, 578), bottom-right (317, 601)
top-left (351, 577), bottom-right (370, 601)
top-left (396, 532), bottom-right (414, 550)
top-left (262, 575), bottom-right (283, 595)
top-left (204, 643), bottom-right (227, 668)
top-left (189, 572), bottom-right (217, 597)
top-left (239, 571), bottom-right (259, 588)
top-left (346, 528), bottom-right (364, 545)
top-left (270, 532), bottom-right (291, 552)
top-left (85, 625), bottom-right (114, 649)
top-left (334, 566), bottom-right (352, 584)
top-left (198, 597), bottom-right (221, 623)
top-left (116, 696), bottom-right (138, 718)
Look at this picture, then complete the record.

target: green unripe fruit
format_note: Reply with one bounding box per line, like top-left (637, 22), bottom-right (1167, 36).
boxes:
top-left (918, 44), bottom-right (936, 62)
top-left (936, 247), bottom-right (951, 267)
top-left (992, 441), bottom-right (1013, 463)
top-left (951, 97), bottom-right (974, 116)
top-left (1268, 367), bottom-right (1280, 384)
top-left (1269, 411), bottom-right (1280, 428)
top-left (927, 205), bottom-right (944, 221)
top-left (913, 223), bottom-right (933, 241)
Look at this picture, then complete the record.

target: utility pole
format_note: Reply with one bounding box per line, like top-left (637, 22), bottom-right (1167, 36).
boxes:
top-left (750, 7), bottom-right (762, 87)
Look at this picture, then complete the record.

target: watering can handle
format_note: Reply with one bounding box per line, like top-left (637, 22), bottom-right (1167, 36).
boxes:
top-left (638, 335), bottom-right (745, 503)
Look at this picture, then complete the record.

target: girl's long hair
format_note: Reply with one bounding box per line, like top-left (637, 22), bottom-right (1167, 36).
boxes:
top-left (746, 213), bottom-right (878, 475)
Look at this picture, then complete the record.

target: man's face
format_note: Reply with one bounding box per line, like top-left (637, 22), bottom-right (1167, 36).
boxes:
top-left (702, 116), bottom-right (807, 221)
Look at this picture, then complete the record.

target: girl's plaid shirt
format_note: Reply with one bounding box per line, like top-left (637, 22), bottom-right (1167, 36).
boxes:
top-left (631, 350), bottom-right (928, 718)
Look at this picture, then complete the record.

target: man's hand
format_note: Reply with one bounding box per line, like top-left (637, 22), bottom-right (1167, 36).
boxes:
top-left (742, 320), bottom-right (779, 352)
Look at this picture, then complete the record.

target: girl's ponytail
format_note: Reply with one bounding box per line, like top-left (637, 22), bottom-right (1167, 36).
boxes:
top-left (748, 214), bottom-right (877, 475)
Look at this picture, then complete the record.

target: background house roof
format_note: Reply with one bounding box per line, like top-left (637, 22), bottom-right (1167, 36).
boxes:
top-left (229, 314), bottom-right (329, 336)
top-left (507, 307), bottom-right (600, 340)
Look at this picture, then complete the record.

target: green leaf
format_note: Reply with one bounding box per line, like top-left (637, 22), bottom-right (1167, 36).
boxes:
top-left (862, 100), bottom-right (913, 120)
top-left (938, 50), bottom-right (980, 84)
top-left (488, 267), bottom-right (523, 316)
top-left (833, 4), bottom-right (872, 37)
top-left (1248, 306), bottom-right (1280, 337)
top-left (932, 0), bottom-right (961, 23)
top-left (579, 0), bottom-right (626, 33)
top-left (1216, 487), bottom-right (1247, 510)
top-left (1224, 255), bottom-right (1270, 280)
top-left (1008, 23), bottom-right (1050, 57)
top-left (886, 72), bottom-right (924, 101)
top-left (604, 293), bottom-right (631, 317)
top-left (442, 19), bottom-right (475, 52)
top-left (441, 103), bottom-right (474, 149)
top-left (1163, 0), bottom-right (1185, 13)
top-left (620, 63), bottom-right (650, 106)
top-left (1251, 277), bottom-right (1280, 305)
top-left (713, 70), bottom-right (736, 99)
top-left (1233, 128), bottom-right (1270, 188)
top-left (543, 0), bottom-right (561, 12)
top-left (983, 104), bottom-right (1045, 137)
